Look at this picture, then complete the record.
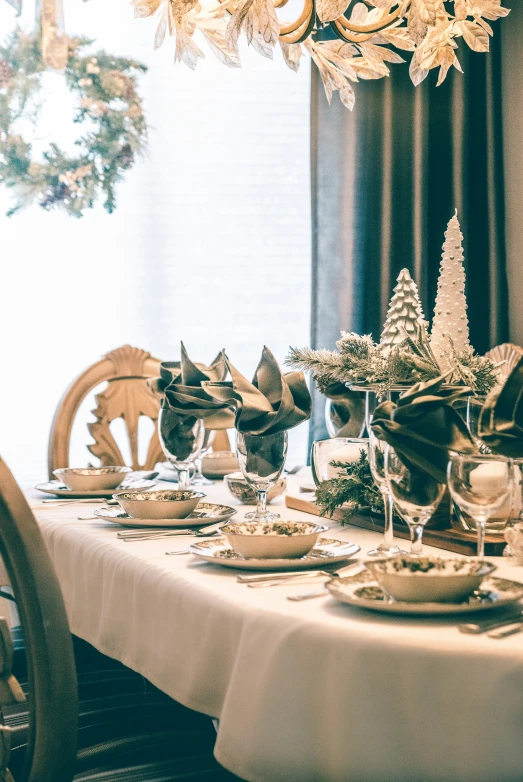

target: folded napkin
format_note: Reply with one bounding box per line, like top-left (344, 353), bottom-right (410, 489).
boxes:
top-left (203, 346), bottom-right (312, 436)
top-left (152, 343), bottom-right (235, 430)
top-left (371, 375), bottom-right (478, 483)
top-left (479, 352), bottom-right (523, 457)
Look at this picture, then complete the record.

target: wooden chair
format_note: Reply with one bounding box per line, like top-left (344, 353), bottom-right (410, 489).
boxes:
top-left (48, 345), bottom-right (163, 479)
top-left (0, 455), bottom-right (78, 781)
top-left (0, 456), bottom-right (241, 781)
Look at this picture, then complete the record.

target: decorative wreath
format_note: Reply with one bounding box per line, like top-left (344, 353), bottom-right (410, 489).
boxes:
top-left (0, 28), bottom-right (148, 217)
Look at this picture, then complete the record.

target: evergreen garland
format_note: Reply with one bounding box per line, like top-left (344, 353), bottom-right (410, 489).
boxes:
top-left (314, 450), bottom-right (384, 519)
top-left (287, 326), bottom-right (498, 396)
top-left (0, 28), bottom-right (147, 217)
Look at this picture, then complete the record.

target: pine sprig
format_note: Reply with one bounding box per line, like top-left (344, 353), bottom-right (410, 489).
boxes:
top-left (286, 327), bottom-right (497, 394)
top-left (314, 451), bottom-right (384, 519)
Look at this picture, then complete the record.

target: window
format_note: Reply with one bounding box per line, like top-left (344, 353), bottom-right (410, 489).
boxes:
top-left (0, 0), bottom-right (311, 484)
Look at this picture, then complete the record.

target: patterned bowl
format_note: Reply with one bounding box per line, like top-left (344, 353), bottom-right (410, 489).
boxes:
top-left (365, 556), bottom-right (497, 603)
top-left (54, 466), bottom-right (131, 492)
top-left (224, 472), bottom-right (286, 505)
top-left (114, 490), bottom-right (205, 520)
top-left (201, 451), bottom-right (239, 477)
top-left (222, 521), bottom-right (329, 559)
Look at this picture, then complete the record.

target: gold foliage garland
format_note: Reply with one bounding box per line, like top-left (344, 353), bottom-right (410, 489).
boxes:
top-left (132, 0), bottom-right (509, 109)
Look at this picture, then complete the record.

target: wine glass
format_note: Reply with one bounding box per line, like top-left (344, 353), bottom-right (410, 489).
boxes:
top-left (191, 429), bottom-right (216, 486)
top-left (158, 407), bottom-right (205, 490)
top-left (448, 454), bottom-right (515, 558)
top-left (385, 446), bottom-right (446, 555)
top-left (367, 432), bottom-right (402, 557)
top-left (236, 431), bottom-right (288, 521)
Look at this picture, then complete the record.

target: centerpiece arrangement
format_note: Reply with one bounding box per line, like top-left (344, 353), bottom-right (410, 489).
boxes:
top-left (287, 213), bottom-right (498, 395)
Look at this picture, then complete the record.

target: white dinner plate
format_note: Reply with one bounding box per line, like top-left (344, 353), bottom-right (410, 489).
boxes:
top-left (326, 569), bottom-right (523, 615)
top-left (94, 503), bottom-right (237, 527)
top-left (188, 537), bottom-right (361, 571)
top-left (35, 479), bottom-right (157, 499)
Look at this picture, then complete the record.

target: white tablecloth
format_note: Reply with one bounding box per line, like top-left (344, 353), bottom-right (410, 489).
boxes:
top-left (30, 475), bottom-right (523, 782)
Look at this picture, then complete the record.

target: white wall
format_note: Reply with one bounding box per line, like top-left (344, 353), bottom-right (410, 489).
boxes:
top-left (0, 0), bottom-right (311, 484)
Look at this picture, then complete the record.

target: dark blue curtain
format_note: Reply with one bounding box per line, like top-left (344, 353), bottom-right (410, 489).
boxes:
top-left (309, 24), bottom-right (509, 442)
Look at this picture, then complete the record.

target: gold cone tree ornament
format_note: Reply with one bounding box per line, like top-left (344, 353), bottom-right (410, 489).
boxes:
top-left (380, 268), bottom-right (428, 353)
top-left (430, 211), bottom-right (470, 373)
top-left (132, 0), bottom-right (509, 109)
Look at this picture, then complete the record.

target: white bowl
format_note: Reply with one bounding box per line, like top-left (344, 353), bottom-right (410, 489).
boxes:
top-left (366, 556), bottom-right (497, 603)
top-left (224, 473), bottom-right (286, 505)
top-left (54, 466), bottom-right (131, 492)
top-left (114, 490), bottom-right (205, 520)
top-left (222, 521), bottom-right (329, 559)
top-left (201, 451), bottom-right (239, 477)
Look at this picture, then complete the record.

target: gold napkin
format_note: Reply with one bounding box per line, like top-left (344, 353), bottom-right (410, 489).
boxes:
top-left (479, 353), bottom-right (523, 456)
top-left (371, 375), bottom-right (478, 483)
top-left (203, 346), bottom-right (312, 436)
top-left (162, 343), bottom-right (236, 430)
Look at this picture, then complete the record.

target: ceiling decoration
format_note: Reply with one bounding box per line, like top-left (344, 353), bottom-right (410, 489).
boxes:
top-left (133, 0), bottom-right (509, 108)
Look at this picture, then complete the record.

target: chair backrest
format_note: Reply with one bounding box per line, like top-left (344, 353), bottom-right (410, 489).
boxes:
top-left (48, 345), bottom-right (163, 478)
top-left (0, 457), bottom-right (78, 782)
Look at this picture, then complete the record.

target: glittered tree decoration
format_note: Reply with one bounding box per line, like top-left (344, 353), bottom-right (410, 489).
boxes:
top-left (380, 268), bottom-right (428, 352)
top-left (430, 211), bottom-right (470, 372)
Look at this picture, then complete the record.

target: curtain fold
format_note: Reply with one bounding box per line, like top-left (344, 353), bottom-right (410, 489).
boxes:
top-left (310, 28), bottom-right (509, 440)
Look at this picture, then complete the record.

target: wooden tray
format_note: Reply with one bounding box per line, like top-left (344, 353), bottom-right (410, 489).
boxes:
top-left (285, 492), bottom-right (507, 557)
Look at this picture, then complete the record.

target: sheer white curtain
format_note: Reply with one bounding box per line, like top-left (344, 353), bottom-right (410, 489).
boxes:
top-left (0, 0), bottom-right (311, 485)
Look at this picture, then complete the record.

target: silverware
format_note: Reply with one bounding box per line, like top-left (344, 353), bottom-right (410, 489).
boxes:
top-left (117, 521), bottom-right (226, 541)
top-left (237, 570), bottom-right (329, 583)
top-left (287, 587), bottom-right (328, 601)
top-left (487, 622), bottom-right (523, 639)
top-left (165, 548), bottom-right (191, 555)
top-left (285, 465), bottom-right (303, 475)
top-left (458, 609), bottom-right (523, 634)
top-left (239, 562), bottom-right (361, 588)
top-left (40, 498), bottom-right (119, 506)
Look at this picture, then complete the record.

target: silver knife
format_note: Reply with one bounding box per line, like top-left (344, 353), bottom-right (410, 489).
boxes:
top-left (488, 622), bottom-right (523, 639)
top-left (459, 610), bottom-right (523, 634)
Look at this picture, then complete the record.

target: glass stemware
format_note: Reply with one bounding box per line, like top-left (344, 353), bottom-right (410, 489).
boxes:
top-left (448, 454), bottom-right (515, 558)
top-left (236, 431), bottom-right (288, 521)
top-left (385, 446), bottom-right (446, 555)
top-left (367, 433), bottom-right (402, 557)
top-left (158, 407), bottom-right (205, 490)
top-left (191, 429), bottom-right (216, 486)
top-left (311, 437), bottom-right (368, 487)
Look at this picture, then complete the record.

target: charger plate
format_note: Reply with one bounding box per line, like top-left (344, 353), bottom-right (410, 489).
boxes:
top-left (326, 569), bottom-right (523, 615)
top-left (188, 537), bottom-right (361, 571)
top-left (94, 503), bottom-right (237, 527)
top-left (35, 478), bottom-right (157, 499)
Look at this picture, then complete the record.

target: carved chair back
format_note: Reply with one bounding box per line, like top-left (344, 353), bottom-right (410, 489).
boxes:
top-left (0, 457), bottom-right (78, 781)
top-left (48, 345), bottom-right (163, 478)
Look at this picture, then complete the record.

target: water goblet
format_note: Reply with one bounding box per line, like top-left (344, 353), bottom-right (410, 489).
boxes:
top-left (191, 429), bottom-right (216, 486)
top-left (367, 433), bottom-right (402, 557)
top-left (448, 454), bottom-right (515, 558)
top-left (158, 407), bottom-right (205, 490)
top-left (385, 446), bottom-right (446, 555)
top-left (236, 431), bottom-right (288, 521)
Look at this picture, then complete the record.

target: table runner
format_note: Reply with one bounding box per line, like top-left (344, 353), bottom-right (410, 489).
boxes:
top-left (30, 475), bottom-right (523, 782)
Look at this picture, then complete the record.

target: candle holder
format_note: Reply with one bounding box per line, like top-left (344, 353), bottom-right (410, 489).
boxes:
top-left (311, 438), bottom-right (369, 488)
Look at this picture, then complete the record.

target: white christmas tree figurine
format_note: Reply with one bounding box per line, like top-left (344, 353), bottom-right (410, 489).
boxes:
top-left (380, 268), bottom-right (428, 351)
top-left (429, 210), bottom-right (470, 372)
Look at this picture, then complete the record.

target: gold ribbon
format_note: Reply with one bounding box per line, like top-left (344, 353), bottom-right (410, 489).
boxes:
top-left (5, 0), bottom-right (68, 68)
top-left (39, 0), bottom-right (68, 69)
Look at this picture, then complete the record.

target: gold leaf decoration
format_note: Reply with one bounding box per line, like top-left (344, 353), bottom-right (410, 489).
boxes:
top-left (316, 0), bottom-right (353, 23)
top-left (133, 0), bottom-right (510, 109)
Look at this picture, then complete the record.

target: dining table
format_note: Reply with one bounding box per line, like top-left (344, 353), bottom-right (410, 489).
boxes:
top-left (27, 471), bottom-right (523, 782)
